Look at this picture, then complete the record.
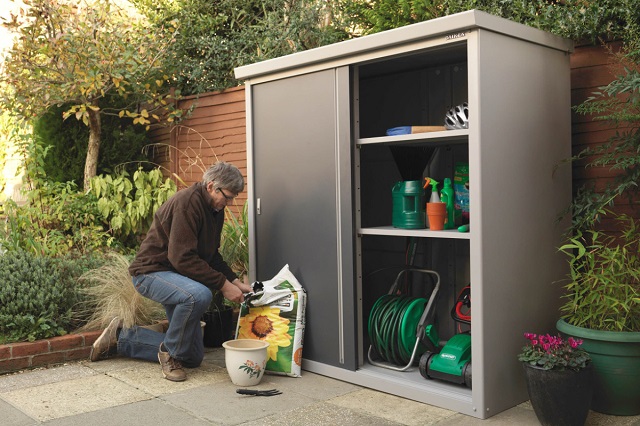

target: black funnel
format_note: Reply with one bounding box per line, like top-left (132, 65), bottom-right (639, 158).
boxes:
top-left (389, 145), bottom-right (436, 181)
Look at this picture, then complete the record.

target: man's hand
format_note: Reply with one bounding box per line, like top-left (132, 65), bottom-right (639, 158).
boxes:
top-left (233, 275), bottom-right (252, 294)
top-left (220, 281), bottom-right (244, 303)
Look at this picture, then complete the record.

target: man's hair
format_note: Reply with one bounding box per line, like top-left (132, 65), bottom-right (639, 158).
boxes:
top-left (202, 161), bottom-right (244, 194)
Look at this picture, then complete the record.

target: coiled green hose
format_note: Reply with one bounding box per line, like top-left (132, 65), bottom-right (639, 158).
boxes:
top-left (368, 295), bottom-right (427, 365)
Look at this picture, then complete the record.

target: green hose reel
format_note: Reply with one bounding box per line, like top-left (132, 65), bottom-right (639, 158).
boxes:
top-left (367, 268), bottom-right (440, 372)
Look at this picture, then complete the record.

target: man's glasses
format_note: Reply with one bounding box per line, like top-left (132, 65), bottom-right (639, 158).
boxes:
top-left (217, 187), bottom-right (235, 201)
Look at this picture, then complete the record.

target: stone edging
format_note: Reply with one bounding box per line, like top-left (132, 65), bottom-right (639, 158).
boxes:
top-left (0, 331), bottom-right (101, 375)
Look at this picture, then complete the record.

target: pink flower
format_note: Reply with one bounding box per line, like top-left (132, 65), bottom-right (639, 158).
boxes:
top-left (568, 337), bottom-right (583, 348)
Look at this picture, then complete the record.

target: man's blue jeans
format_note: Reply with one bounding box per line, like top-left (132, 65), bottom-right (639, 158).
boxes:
top-left (118, 271), bottom-right (213, 368)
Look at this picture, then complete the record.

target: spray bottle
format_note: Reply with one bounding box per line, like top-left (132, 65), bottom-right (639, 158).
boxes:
top-left (440, 178), bottom-right (455, 230)
top-left (423, 178), bottom-right (440, 202)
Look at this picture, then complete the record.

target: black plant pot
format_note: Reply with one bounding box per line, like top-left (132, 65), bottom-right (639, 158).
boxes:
top-left (202, 307), bottom-right (234, 348)
top-left (523, 363), bottom-right (593, 426)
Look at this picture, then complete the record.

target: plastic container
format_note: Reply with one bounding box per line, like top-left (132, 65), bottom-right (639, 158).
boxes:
top-left (392, 181), bottom-right (425, 229)
top-left (440, 178), bottom-right (456, 229)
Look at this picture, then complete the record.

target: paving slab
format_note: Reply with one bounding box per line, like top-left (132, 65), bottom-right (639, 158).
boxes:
top-left (242, 400), bottom-right (402, 426)
top-left (79, 357), bottom-right (143, 374)
top-left (329, 388), bottom-right (457, 425)
top-left (2, 352), bottom-right (640, 425)
top-left (162, 379), bottom-right (320, 425)
top-left (0, 398), bottom-right (37, 426)
top-left (584, 412), bottom-right (640, 426)
top-left (255, 370), bottom-right (362, 400)
top-left (1, 374), bottom-right (152, 422)
top-left (105, 357), bottom-right (229, 397)
top-left (43, 398), bottom-right (214, 426)
top-left (0, 363), bottom-right (96, 393)
top-left (436, 404), bottom-right (539, 425)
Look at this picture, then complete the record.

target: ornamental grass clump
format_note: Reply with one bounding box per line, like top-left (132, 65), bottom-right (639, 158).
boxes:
top-left (518, 333), bottom-right (591, 371)
top-left (77, 252), bottom-right (166, 330)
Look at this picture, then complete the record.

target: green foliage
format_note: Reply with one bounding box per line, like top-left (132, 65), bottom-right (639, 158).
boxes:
top-left (220, 201), bottom-right (249, 277)
top-left (344, 0), bottom-right (640, 44)
top-left (0, 249), bottom-right (103, 343)
top-left (0, 0), bottom-right (184, 189)
top-left (0, 134), bottom-right (177, 256)
top-left (559, 216), bottom-right (640, 332)
top-left (90, 167), bottom-right (177, 248)
top-left (2, 184), bottom-right (114, 257)
top-left (32, 103), bottom-right (152, 186)
top-left (0, 112), bottom-right (12, 199)
top-left (133, 0), bottom-right (349, 94)
top-left (0, 133), bottom-right (116, 256)
top-left (1, 0), bottom-right (181, 123)
top-left (570, 47), bottom-right (640, 229)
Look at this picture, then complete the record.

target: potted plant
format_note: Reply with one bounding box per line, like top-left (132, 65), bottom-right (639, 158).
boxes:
top-left (556, 215), bottom-right (640, 415)
top-left (518, 332), bottom-right (593, 426)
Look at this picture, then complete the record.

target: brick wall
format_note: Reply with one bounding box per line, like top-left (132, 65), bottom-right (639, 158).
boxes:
top-left (0, 331), bottom-right (101, 375)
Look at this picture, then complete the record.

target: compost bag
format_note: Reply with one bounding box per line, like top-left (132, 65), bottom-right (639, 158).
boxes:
top-left (235, 264), bottom-right (306, 377)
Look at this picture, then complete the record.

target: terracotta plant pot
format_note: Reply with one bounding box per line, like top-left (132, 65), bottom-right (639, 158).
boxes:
top-left (426, 202), bottom-right (447, 230)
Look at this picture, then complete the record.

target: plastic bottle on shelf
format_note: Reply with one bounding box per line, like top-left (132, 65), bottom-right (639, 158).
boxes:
top-left (441, 178), bottom-right (455, 230)
top-left (423, 177), bottom-right (440, 203)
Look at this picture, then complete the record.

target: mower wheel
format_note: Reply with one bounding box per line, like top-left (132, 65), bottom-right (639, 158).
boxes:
top-left (418, 351), bottom-right (434, 380)
top-left (463, 362), bottom-right (472, 388)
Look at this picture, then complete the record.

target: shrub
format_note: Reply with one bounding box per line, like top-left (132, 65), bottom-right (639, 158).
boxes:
top-left (0, 250), bottom-right (103, 343)
top-left (32, 103), bottom-right (153, 186)
top-left (90, 167), bottom-right (177, 249)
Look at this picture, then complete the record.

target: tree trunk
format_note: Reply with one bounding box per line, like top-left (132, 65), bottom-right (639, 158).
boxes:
top-left (84, 108), bottom-right (101, 191)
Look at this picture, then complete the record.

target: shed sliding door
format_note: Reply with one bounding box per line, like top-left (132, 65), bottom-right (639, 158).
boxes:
top-left (250, 67), bottom-right (355, 368)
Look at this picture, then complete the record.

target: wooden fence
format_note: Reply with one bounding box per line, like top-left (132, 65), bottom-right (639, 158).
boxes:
top-left (150, 85), bottom-right (248, 210)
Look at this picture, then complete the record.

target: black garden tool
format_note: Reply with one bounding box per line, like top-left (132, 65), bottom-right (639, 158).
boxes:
top-left (236, 388), bottom-right (282, 397)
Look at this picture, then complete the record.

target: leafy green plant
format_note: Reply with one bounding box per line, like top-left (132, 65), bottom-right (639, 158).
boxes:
top-left (571, 46), bottom-right (640, 230)
top-left (559, 215), bottom-right (640, 332)
top-left (343, 0), bottom-right (640, 44)
top-left (133, 0), bottom-right (348, 94)
top-left (0, 250), bottom-right (93, 343)
top-left (1, 134), bottom-right (117, 256)
top-left (77, 252), bottom-right (166, 330)
top-left (89, 167), bottom-right (177, 249)
top-left (32, 102), bottom-right (153, 186)
top-left (1, 0), bottom-right (184, 190)
top-left (220, 201), bottom-right (249, 278)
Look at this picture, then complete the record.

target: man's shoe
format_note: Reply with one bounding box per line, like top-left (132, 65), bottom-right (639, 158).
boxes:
top-left (158, 344), bottom-right (187, 382)
top-left (90, 317), bottom-right (120, 362)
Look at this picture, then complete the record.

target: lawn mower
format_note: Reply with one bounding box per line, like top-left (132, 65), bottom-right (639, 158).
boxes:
top-left (418, 285), bottom-right (471, 388)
